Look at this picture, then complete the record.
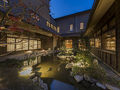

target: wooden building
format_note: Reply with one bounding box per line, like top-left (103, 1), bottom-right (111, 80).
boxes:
top-left (0, 0), bottom-right (59, 56)
top-left (55, 10), bottom-right (90, 50)
top-left (84, 0), bottom-right (120, 73)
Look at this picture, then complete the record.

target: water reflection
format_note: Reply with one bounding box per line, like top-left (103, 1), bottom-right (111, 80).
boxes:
top-left (19, 56), bottom-right (42, 77)
top-left (19, 66), bottom-right (33, 76)
top-left (0, 55), bottom-right (103, 90)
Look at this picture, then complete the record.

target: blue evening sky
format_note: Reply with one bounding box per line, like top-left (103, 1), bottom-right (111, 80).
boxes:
top-left (50, 0), bottom-right (94, 19)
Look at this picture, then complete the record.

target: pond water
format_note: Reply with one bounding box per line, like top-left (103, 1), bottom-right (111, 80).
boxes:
top-left (0, 54), bottom-right (103, 90)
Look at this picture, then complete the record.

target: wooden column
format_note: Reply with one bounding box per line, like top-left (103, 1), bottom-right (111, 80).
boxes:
top-left (115, 0), bottom-right (120, 72)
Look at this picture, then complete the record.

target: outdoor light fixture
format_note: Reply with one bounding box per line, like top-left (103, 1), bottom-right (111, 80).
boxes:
top-left (19, 66), bottom-right (33, 77)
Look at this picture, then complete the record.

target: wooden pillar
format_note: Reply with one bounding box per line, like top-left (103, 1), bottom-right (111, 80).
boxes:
top-left (115, 0), bottom-right (120, 72)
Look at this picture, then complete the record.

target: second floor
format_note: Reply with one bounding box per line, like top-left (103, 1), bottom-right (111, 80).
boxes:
top-left (55, 10), bottom-right (90, 36)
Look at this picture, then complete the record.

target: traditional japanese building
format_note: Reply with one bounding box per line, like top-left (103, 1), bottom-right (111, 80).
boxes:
top-left (0, 0), bottom-right (59, 56)
top-left (55, 10), bottom-right (90, 50)
top-left (84, 0), bottom-right (120, 73)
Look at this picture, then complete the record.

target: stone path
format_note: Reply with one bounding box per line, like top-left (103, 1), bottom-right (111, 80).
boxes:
top-left (99, 61), bottom-right (120, 81)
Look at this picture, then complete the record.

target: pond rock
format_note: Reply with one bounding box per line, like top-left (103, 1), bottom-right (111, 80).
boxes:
top-left (84, 74), bottom-right (91, 82)
top-left (105, 84), bottom-right (120, 90)
top-left (65, 63), bottom-right (73, 69)
top-left (96, 82), bottom-right (106, 89)
top-left (93, 59), bottom-right (98, 65)
top-left (74, 75), bottom-right (83, 82)
top-left (84, 74), bottom-right (97, 83)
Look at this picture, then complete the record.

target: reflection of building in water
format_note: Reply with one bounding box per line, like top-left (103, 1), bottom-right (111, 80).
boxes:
top-left (23, 56), bottom-right (41, 66)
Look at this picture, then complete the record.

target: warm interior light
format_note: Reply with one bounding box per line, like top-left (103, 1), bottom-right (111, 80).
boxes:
top-left (26, 50), bottom-right (33, 53)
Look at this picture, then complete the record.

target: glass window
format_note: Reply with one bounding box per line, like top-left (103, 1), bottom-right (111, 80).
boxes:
top-left (65, 40), bottom-right (72, 49)
top-left (102, 29), bottom-right (116, 51)
top-left (16, 39), bottom-right (23, 51)
top-left (57, 26), bottom-right (60, 33)
top-left (38, 40), bottom-right (41, 49)
top-left (70, 24), bottom-right (73, 31)
top-left (95, 38), bottom-right (101, 48)
top-left (34, 40), bottom-right (37, 49)
top-left (90, 39), bottom-right (94, 47)
top-left (46, 21), bottom-right (51, 27)
top-left (29, 40), bottom-right (34, 50)
top-left (80, 22), bottom-right (84, 29)
top-left (23, 39), bottom-right (28, 50)
top-left (7, 38), bottom-right (15, 51)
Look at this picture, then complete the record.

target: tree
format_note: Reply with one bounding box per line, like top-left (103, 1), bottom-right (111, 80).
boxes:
top-left (0, 0), bottom-right (48, 56)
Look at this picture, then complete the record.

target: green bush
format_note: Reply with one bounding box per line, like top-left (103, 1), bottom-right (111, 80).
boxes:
top-left (72, 50), bottom-right (106, 82)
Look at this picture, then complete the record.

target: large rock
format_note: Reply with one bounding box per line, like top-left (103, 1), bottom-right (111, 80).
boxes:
top-left (74, 75), bottom-right (83, 82)
top-left (96, 82), bottom-right (106, 89)
top-left (105, 84), bottom-right (120, 90)
top-left (65, 63), bottom-right (73, 69)
top-left (84, 74), bottom-right (97, 83)
top-left (84, 74), bottom-right (91, 81)
top-left (93, 59), bottom-right (98, 65)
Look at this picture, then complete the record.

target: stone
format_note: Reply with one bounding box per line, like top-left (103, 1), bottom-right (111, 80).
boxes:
top-left (93, 59), bottom-right (98, 65)
top-left (70, 71), bottom-right (73, 76)
top-left (74, 75), bottom-right (83, 82)
top-left (105, 84), bottom-right (120, 90)
top-left (90, 78), bottom-right (98, 83)
top-left (84, 74), bottom-right (91, 82)
top-left (57, 67), bottom-right (60, 71)
top-left (96, 82), bottom-right (106, 89)
top-left (65, 63), bottom-right (73, 69)
top-left (40, 83), bottom-right (48, 90)
top-left (32, 77), bottom-right (38, 84)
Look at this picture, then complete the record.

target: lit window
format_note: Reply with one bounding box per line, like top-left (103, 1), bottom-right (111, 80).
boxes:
top-left (46, 21), bottom-right (49, 26)
top-left (57, 26), bottom-right (60, 33)
top-left (102, 30), bottom-right (116, 51)
top-left (16, 39), bottom-right (23, 51)
top-left (90, 39), bottom-right (94, 47)
top-left (70, 24), bottom-right (73, 31)
top-left (29, 40), bottom-right (34, 50)
top-left (65, 40), bottom-right (72, 49)
top-left (95, 38), bottom-right (101, 48)
top-left (23, 39), bottom-right (28, 50)
top-left (7, 38), bottom-right (15, 51)
top-left (34, 40), bottom-right (37, 49)
top-left (51, 24), bottom-right (54, 29)
top-left (38, 40), bottom-right (41, 49)
top-left (80, 22), bottom-right (84, 29)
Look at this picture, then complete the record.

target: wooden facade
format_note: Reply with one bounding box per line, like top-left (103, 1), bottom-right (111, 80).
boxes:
top-left (85, 0), bottom-right (120, 73)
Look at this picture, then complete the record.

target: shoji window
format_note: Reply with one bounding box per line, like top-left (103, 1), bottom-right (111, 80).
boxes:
top-left (23, 39), bottom-right (28, 50)
top-left (38, 40), bottom-right (41, 49)
top-left (29, 40), bottom-right (34, 49)
top-left (34, 40), bottom-right (37, 49)
top-left (80, 22), bottom-right (84, 29)
top-left (16, 38), bottom-right (23, 51)
top-left (57, 26), bottom-right (60, 33)
top-left (7, 38), bottom-right (15, 51)
top-left (70, 24), bottom-right (73, 31)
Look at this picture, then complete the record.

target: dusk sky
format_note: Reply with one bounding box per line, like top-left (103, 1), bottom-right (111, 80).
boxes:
top-left (50, 0), bottom-right (94, 19)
